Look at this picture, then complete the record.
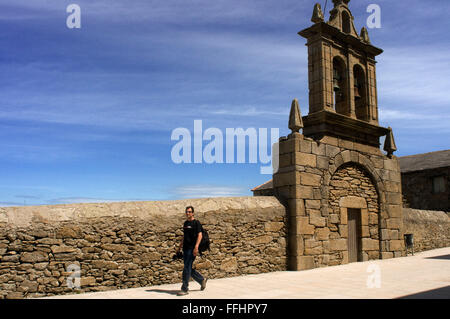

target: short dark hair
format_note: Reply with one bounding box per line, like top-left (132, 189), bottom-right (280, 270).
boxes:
top-left (185, 206), bottom-right (194, 213)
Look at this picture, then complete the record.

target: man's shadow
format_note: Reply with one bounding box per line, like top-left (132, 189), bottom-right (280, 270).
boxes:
top-left (146, 288), bottom-right (202, 295)
top-left (145, 289), bottom-right (180, 296)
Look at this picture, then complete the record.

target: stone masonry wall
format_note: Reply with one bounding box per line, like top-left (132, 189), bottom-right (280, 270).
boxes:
top-left (0, 197), bottom-right (286, 299)
top-left (401, 167), bottom-right (449, 212)
top-left (403, 208), bottom-right (450, 252)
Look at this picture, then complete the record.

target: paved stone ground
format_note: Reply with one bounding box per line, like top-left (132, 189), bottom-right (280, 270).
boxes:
top-left (44, 247), bottom-right (450, 299)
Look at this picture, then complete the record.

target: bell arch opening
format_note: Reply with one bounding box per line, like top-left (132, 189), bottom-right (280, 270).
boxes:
top-left (333, 56), bottom-right (348, 115)
top-left (342, 11), bottom-right (351, 34)
top-left (353, 64), bottom-right (368, 121)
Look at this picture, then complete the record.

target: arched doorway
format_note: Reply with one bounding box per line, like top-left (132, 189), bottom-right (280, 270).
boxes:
top-left (328, 163), bottom-right (380, 264)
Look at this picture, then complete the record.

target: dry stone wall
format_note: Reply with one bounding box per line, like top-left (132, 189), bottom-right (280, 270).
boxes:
top-left (403, 208), bottom-right (450, 252)
top-left (0, 197), bottom-right (286, 299)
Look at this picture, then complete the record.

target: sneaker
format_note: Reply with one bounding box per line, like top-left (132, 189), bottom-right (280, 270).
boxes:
top-left (200, 279), bottom-right (208, 291)
top-left (177, 290), bottom-right (188, 296)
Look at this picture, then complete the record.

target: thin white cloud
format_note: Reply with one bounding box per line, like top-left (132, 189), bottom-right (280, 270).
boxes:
top-left (379, 109), bottom-right (450, 132)
top-left (0, 201), bottom-right (27, 207)
top-left (15, 195), bottom-right (41, 199)
top-left (376, 45), bottom-right (450, 136)
top-left (208, 105), bottom-right (288, 117)
top-left (379, 109), bottom-right (445, 121)
top-left (170, 185), bottom-right (248, 199)
top-left (0, 143), bottom-right (85, 163)
top-left (46, 197), bottom-right (136, 205)
top-left (177, 30), bottom-right (307, 79)
top-left (378, 46), bottom-right (450, 107)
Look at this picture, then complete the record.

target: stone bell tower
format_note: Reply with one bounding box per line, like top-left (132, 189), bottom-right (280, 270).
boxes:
top-left (300, 0), bottom-right (385, 146)
top-left (273, 0), bottom-right (404, 271)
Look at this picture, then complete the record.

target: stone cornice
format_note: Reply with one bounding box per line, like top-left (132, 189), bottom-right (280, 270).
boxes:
top-left (298, 22), bottom-right (383, 57)
top-left (302, 110), bottom-right (389, 147)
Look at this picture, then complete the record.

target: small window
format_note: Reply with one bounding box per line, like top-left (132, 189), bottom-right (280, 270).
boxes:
top-left (432, 176), bottom-right (445, 193)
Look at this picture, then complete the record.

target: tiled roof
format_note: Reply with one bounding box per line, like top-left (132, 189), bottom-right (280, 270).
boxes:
top-left (251, 179), bottom-right (273, 192)
top-left (399, 150), bottom-right (450, 173)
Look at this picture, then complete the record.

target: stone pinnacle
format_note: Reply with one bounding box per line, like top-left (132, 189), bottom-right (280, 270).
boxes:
top-left (383, 127), bottom-right (397, 157)
top-left (288, 98), bottom-right (303, 133)
top-left (311, 3), bottom-right (324, 23)
top-left (360, 27), bottom-right (370, 43)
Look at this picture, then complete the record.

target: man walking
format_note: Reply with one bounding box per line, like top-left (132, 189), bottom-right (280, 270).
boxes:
top-left (176, 205), bottom-right (207, 296)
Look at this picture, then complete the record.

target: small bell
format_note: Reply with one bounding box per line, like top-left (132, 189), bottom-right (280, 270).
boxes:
top-left (354, 87), bottom-right (361, 99)
top-left (354, 78), bottom-right (361, 99)
top-left (334, 79), bottom-right (341, 92)
top-left (333, 68), bottom-right (341, 92)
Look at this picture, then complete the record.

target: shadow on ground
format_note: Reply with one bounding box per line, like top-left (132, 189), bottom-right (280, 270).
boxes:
top-left (145, 289), bottom-right (180, 296)
top-left (396, 285), bottom-right (450, 299)
top-left (425, 254), bottom-right (450, 260)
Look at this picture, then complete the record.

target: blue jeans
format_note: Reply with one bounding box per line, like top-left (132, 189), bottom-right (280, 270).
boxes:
top-left (181, 248), bottom-right (204, 291)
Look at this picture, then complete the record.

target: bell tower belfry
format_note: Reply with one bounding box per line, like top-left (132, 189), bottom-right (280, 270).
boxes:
top-left (273, 1), bottom-right (404, 271)
top-left (299, 0), bottom-right (386, 147)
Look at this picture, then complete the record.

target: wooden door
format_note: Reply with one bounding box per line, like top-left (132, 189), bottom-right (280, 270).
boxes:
top-left (347, 208), bottom-right (361, 263)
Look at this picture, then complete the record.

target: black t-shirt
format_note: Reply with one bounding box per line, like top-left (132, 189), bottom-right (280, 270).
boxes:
top-left (183, 219), bottom-right (203, 250)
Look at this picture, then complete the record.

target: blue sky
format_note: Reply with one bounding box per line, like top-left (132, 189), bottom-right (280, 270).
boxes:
top-left (0, 0), bottom-right (449, 206)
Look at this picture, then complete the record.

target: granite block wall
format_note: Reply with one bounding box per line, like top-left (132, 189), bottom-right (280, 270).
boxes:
top-left (273, 133), bottom-right (404, 270)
